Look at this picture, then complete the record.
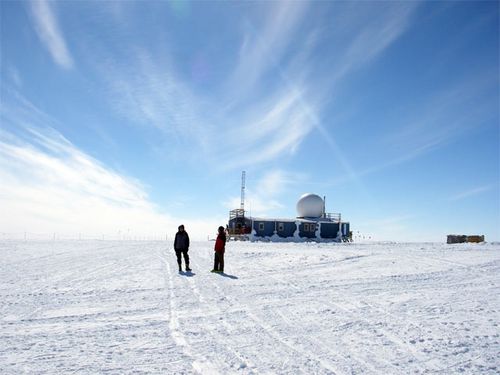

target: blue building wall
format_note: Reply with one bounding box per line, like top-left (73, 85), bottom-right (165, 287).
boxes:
top-left (247, 218), bottom-right (350, 241)
top-left (298, 222), bottom-right (317, 239)
top-left (320, 223), bottom-right (340, 239)
top-left (253, 220), bottom-right (276, 237)
top-left (276, 222), bottom-right (297, 238)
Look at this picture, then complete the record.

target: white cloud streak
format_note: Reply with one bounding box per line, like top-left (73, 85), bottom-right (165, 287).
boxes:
top-left (220, 89), bottom-right (317, 169)
top-left (28, 0), bottom-right (73, 69)
top-left (227, 1), bottom-right (308, 98)
top-left (0, 127), bottom-right (166, 234)
top-left (8, 66), bottom-right (23, 87)
top-left (305, 3), bottom-right (421, 188)
top-left (366, 73), bottom-right (498, 179)
top-left (96, 50), bottom-right (211, 156)
top-left (331, 3), bottom-right (419, 84)
top-left (222, 2), bottom-right (421, 173)
top-left (322, 69), bottom-right (497, 188)
top-left (0, 93), bottom-right (222, 239)
top-left (84, 1), bottom-right (319, 170)
top-left (86, 2), bottom-right (421, 173)
top-left (449, 185), bottom-right (495, 202)
top-left (0, 126), bottom-right (223, 240)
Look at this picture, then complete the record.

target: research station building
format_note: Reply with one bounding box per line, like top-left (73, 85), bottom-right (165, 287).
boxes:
top-left (228, 193), bottom-right (351, 242)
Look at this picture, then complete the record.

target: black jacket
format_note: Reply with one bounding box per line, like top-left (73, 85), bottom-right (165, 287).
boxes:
top-left (174, 231), bottom-right (190, 251)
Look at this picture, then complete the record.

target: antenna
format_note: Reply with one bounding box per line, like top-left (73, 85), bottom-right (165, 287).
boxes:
top-left (240, 171), bottom-right (246, 210)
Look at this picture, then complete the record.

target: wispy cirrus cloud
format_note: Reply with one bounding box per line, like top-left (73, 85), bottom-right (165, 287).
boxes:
top-left (79, 1), bottom-right (320, 170)
top-left (0, 94), bottom-right (220, 239)
top-left (322, 68), bottom-right (498, 189)
top-left (214, 2), bottom-right (327, 169)
top-left (449, 184), bottom-right (495, 201)
top-left (28, 0), bottom-right (74, 69)
top-left (384, 72), bottom-right (497, 157)
top-left (227, 1), bottom-right (309, 99)
top-left (304, 3), bottom-right (421, 188)
top-left (93, 51), bottom-right (318, 171)
top-left (0, 125), bottom-right (169, 235)
top-left (218, 88), bottom-right (318, 170)
top-left (255, 170), bottom-right (306, 197)
top-left (99, 51), bottom-right (205, 142)
top-left (330, 3), bottom-right (419, 84)
top-left (221, 2), bottom-right (422, 177)
top-left (86, 1), bottom-right (421, 174)
top-left (7, 66), bottom-right (23, 88)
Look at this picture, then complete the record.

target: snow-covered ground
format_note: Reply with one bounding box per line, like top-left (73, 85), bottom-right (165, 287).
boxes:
top-left (1, 240), bottom-right (499, 374)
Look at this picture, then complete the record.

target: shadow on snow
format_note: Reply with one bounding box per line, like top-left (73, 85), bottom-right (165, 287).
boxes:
top-left (216, 273), bottom-right (238, 279)
top-left (178, 271), bottom-right (196, 277)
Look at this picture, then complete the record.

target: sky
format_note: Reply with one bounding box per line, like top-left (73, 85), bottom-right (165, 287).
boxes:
top-left (0, 0), bottom-right (499, 242)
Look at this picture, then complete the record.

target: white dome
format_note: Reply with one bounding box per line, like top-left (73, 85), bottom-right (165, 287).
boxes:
top-left (296, 193), bottom-right (324, 218)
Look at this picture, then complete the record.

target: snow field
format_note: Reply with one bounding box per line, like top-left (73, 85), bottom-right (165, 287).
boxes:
top-left (0, 240), bottom-right (499, 374)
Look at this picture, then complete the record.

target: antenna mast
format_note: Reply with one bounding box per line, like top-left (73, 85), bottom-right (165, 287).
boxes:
top-left (240, 171), bottom-right (246, 210)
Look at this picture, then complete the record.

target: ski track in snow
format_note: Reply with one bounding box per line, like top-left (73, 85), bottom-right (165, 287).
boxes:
top-left (0, 240), bottom-right (499, 374)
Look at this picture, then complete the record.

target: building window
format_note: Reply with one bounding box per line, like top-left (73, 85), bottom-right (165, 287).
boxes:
top-left (304, 223), bottom-right (316, 232)
top-left (278, 223), bottom-right (284, 231)
top-left (258, 222), bottom-right (264, 231)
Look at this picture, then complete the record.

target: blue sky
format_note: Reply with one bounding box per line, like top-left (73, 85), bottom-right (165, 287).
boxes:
top-left (1, 0), bottom-right (498, 241)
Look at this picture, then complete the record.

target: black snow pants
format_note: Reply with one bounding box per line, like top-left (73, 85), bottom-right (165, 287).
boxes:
top-left (175, 249), bottom-right (189, 269)
top-left (213, 251), bottom-right (224, 272)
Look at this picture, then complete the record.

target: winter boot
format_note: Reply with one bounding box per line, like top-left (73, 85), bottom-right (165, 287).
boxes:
top-left (185, 265), bottom-right (192, 272)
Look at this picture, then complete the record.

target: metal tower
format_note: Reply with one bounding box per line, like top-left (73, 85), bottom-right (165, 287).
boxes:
top-left (240, 171), bottom-right (246, 210)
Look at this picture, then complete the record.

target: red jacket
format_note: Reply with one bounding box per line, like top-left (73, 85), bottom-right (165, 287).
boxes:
top-left (214, 233), bottom-right (226, 252)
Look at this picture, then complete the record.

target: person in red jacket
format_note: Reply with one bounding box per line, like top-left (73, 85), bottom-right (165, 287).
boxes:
top-left (211, 226), bottom-right (226, 273)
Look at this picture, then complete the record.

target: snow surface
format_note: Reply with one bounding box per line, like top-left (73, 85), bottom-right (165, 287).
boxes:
top-left (1, 240), bottom-right (499, 374)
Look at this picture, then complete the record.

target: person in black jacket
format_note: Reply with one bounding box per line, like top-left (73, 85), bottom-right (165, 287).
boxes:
top-left (174, 224), bottom-right (191, 272)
